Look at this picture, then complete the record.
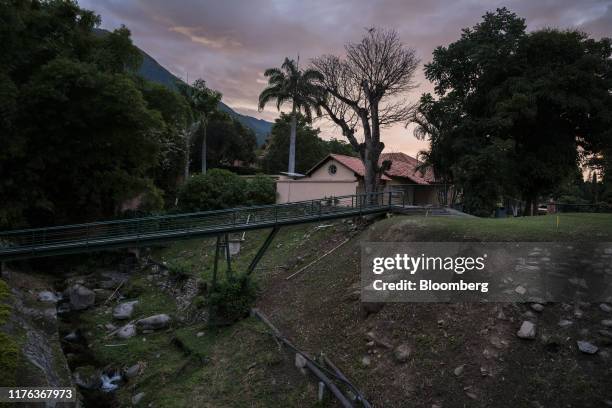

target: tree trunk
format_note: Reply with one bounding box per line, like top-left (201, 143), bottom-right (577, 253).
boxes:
top-left (288, 104), bottom-right (297, 174)
top-left (184, 132), bottom-right (190, 181)
top-left (201, 121), bottom-right (207, 175)
top-left (523, 194), bottom-right (537, 216)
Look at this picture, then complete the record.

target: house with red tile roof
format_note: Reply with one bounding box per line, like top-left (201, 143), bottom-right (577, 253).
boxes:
top-left (276, 152), bottom-right (442, 205)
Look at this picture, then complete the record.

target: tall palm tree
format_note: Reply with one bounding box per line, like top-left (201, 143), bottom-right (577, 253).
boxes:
top-left (179, 79), bottom-right (221, 178)
top-left (258, 58), bottom-right (323, 174)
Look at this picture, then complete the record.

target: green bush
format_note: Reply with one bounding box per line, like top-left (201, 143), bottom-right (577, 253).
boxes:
top-left (245, 175), bottom-right (276, 205)
top-left (167, 260), bottom-right (192, 281)
top-left (178, 169), bottom-right (248, 212)
top-left (207, 275), bottom-right (258, 324)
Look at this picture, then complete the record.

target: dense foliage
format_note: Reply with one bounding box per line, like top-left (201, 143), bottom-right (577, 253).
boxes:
top-left (190, 112), bottom-right (257, 171)
top-left (178, 169), bottom-right (276, 212)
top-left (207, 275), bottom-right (258, 324)
top-left (413, 8), bottom-right (612, 216)
top-left (262, 113), bottom-right (355, 174)
top-left (0, 0), bottom-right (195, 227)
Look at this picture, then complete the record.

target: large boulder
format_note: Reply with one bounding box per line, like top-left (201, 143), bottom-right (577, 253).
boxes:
top-left (113, 301), bottom-right (138, 320)
top-left (116, 324), bottom-right (136, 339)
top-left (136, 314), bottom-right (171, 331)
top-left (67, 284), bottom-right (95, 310)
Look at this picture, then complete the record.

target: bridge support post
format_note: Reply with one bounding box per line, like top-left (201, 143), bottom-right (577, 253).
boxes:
top-left (224, 233), bottom-right (232, 278)
top-left (212, 235), bottom-right (221, 290)
top-left (246, 227), bottom-right (280, 276)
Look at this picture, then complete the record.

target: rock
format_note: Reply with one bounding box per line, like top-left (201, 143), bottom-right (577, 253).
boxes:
top-left (113, 301), bottom-right (138, 320)
top-left (577, 340), bottom-right (598, 354)
top-left (602, 319), bottom-right (612, 327)
top-left (393, 344), bottom-right (411, 363)
top-left (124, 363), bottom-right (141, 379)
top-left (63, 331), bottom-right (80, 342)
top-left (116, 324), bottom-right (136, 339)
top-left (37, 291), bottom-right (59, 303)
top-left (598, 329), bottom-right (612, 338)
top-left (196, 332), bottom-right (205, 337)
top-left (295, 353), bottom-right (307, 374)
top-left (136, 314), bottom-right (171, 330)
top-left (361, 355), bottom-right (371, 367)
top-left (517, 321), bottom-right (536, 339)
top-left (558, 319), bottom-right (573, 328)
top-left (523, 311), bottom-right (536, 319)
top-left (105, 323), bottom-right (117, 332)
top-left (67, 284), bottom-right (96, 310)
top-left (515, 286), bottom-right (527, 295)
top-left (73, 365), bottom-right (101, 390)
top-left (132, 392), bottom-right (145, 405)
top-left (454, 365), bottom-right (464, 376)
top-left (574, 309), bottom-right (584, 319)
top-left (530, 303), bottom-right (544, 313)
top-left (600, 303), bottom-right (612, 313)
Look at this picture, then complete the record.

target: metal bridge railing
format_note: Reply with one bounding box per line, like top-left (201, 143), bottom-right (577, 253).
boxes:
top-left (0, 191), bottom-right (404, 260)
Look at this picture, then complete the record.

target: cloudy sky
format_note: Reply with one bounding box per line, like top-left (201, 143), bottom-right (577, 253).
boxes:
top-left (80, 0), bottom-right (612, 156)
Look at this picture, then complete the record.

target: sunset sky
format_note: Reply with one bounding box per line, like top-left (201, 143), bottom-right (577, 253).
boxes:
top-left (80, 0), bottom-right (612, 157)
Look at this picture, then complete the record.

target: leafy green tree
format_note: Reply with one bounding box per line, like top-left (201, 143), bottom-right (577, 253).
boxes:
top-left (178, 169), bottom-right (248, 211)
top-left (191, 112), bottom-right (257, 170)
top-left (245, 175), bottom-right (276, 205)
top-left (258, 58), bottom-right (323, 174)
top-left (178, 79), bottom-right (221, 177)
top-left (262, 113), bottom-right (357, 174)
top-left (0, 0), bottom-right (165, 227)
top-left (414, 8), bottom-right (612, 215)
top-left (262, 113), bottom-right (327, 174)
top-left (139, 80), bottom-right (191, 205)
top-left (324, 138), bottom-right (357, 157)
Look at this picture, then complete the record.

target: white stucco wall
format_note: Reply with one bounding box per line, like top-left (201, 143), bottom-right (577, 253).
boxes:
top-left (276, 159), bottom-right (358, 203)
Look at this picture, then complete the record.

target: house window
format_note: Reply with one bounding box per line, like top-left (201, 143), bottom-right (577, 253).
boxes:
top-left (328, 164), bottom-right (337, 175)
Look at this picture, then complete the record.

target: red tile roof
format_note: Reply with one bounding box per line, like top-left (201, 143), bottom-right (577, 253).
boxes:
top-left (328, 154), bottom-right (392, 181)
top-left (380, 152), bottom-right (435, 184)
top-left (316, 153), bottom-right (433, 184)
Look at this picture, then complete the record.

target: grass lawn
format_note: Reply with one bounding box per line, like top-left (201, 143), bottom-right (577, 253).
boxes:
top-left (375, 212), bottom-right (612, 241)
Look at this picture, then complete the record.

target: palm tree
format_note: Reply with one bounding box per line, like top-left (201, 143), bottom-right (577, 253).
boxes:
top-left (179, 79), bottom-right (221, 178)
top-left (258, 58), bottom-right (323, 174)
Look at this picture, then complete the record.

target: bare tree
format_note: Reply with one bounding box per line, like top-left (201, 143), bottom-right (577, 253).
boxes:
top-left (312, 28), bottom-right (419, 193)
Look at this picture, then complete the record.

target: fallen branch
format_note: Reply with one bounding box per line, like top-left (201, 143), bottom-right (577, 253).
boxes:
top-left (103, 279), bottom-right (126, 305)
top-left (103, 343), bottom-right (127, 347)
top-left (251, 308), bottom-right (355, 408)
top-left (104, 319), bottom-right (136, 339)
top-left (286, 238), bottom-right (351, 280)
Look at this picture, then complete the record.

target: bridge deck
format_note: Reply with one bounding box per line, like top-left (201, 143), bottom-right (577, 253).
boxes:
top-left (0, 192), bottom-right (411, 261)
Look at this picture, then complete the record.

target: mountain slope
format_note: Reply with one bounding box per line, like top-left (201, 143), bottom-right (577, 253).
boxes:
top-left (137, 49), bottom-right (272, 146)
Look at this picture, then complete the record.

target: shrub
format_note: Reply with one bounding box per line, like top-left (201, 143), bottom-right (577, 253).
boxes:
top-left (167, 260), bottom-right (192, 281)
top-left (245, 175), bottom-right (276, 205)
top-left (178, 169), bottom-right (248, 212)
top-left (207, 275), bottom-right (258, 324)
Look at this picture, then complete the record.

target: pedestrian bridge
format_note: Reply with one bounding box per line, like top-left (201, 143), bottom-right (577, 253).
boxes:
top-left (0, 191), bottom-right (433, 261)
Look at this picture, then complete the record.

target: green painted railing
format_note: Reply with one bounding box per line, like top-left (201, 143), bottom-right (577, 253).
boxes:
top-left (0, 191), bottom-right (405, 260)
